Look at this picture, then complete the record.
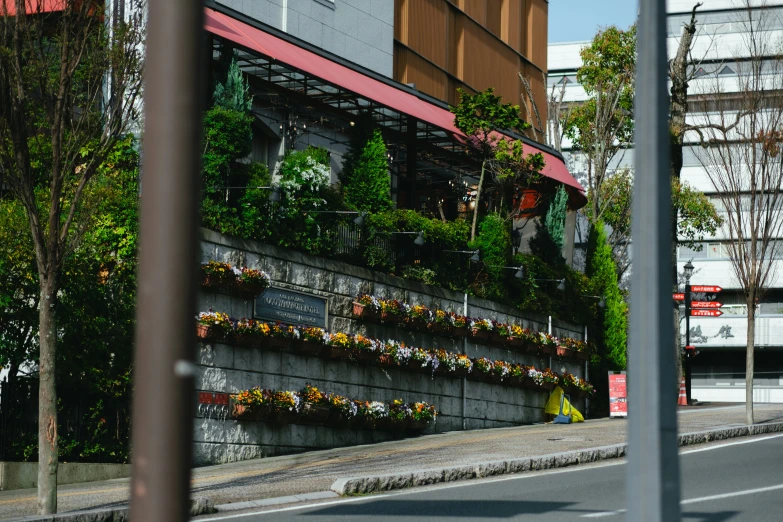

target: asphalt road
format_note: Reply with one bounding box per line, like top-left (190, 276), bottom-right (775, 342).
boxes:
top-left (196, 434), bottom-right (783, 522)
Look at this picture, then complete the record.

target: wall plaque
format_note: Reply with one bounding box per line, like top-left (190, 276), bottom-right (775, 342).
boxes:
top-left (254, 286), bottom-right (328, 328)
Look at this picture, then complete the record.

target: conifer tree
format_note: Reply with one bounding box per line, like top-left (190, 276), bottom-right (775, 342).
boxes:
top-left (587, 221), bottom-right (628, 369)
top-left (342, 129), bottom-right (392, 213)
top-left (545, 186), bottom-right (569, 250)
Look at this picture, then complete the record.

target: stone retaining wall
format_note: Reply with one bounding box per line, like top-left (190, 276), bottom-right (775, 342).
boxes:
top-left (194, 229), bottom-right (589, 466)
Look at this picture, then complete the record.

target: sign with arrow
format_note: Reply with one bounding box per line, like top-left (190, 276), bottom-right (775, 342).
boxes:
top-left (691, 301), bottom-right (723, 309)
top-left (691, 285), bottom-right (723, 293)
top-left (691, 309), bottom-right (723, 317)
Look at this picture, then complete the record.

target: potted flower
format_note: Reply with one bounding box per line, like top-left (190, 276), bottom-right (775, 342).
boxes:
top-left (271, 390), bottom-right (301, 424)
top-left (357, 400), bottom-right (389, 430)
top-left (326, 393), bottom-right (359, 427)
top-left (541, 368), bottom-right (559, 391)
top-left (201, 261), bottom-right (236, 291)
top-left (324, 332), bottom-right (353, 360)
top-left (491, 321), bottom-right (511, 345)
top-left (405, 347), bottom-right (430, 373)
top-left (293, 326), bottom-right (326, 356)
top-left (450, 312), bottom-right (470, 338)
top-left (428, 309), bottom-right (453, 335)
top-left (522, 366), bottom-right (544, 390)
top-left (470, 318), bottom-right (494, 341)
top-left (353, 294), bottom-right (380, 321)
top-left (196, 311), bottom-right (232, 341)
top-left (473, 357), bottom-right (494, 382)
top-left (300, 384), bottom-right (331, 424)
top-left (506, 324), bottom-right (529, 349)
top-left (380, 299), bottom-right (407, 326)
top-left (407, 304), bottom-right (433, 332)
top-left (235, 267), bottom-right (272, 299)
top-left (233, 318), bottom-right (260, 347)
top-left (351, 335), bottom-right (380, 362)
top-left (409, 402), bottom-right (436, 432)
top-left (537, 332), bottom-right (558, 355)
top-left (231, 387), bottom-right (273, 421)
top-left (489, 360), bottom-right (511, 384)
top-left (452, 353), bottom-right (473, 378)
top-left (432, 349), bottom-right (456, 375)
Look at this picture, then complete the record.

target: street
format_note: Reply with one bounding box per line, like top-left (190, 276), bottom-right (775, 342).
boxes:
top-left (196, 434), bottom-right (783, 522)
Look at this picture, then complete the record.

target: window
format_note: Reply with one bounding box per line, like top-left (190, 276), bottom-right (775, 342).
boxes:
top-left (718, 66), bottom-right (735, 76)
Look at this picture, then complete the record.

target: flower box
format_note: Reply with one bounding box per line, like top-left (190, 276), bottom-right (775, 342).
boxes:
top-left (450, 367), bottom-right (471, 379)
top-left (377, 354), bottom-right (396, 367)
top-left (262, 336), bottom-right (290, 352)
top-left (538, 344), bottom-right (556, 356)
top-left (352, 301), bottom-right (377, 321)
top-left (236, 284), bottom-right (268, 300)
top-left (490, 332), bottom-right (507, 346)
top-left (380, 311), bottom-right (404, 326)
top-left (232, 403), bottom-right (272, 422)
top-left (233, 333), bottom-right (259, 348)
top-left (301, 403), bottom-right (331, 424)
top-left (427, 323), bottom-right (452, 336)
top-left (522, 377), bottom-right (541, 391)
top-left (541, 382), bottom-right (556, 391)
top-left (201, 274), bottom-right (235, 291)
top-left (275, 410), bottom-right (298, 425)
top-left (406, 318), bottom-right (429, 332)
top-left (351, 349), bottom-right (378, 363)
top-left (196, 324), bottom-right (222, 342)
top-left (506, 375), bottom-right (524, 388)
top-left (556, 346), bottom-right (574, 358)
top-left (452, 326), bottom-right (470, 338)
top-left (574, 350), bottom-right (590, 361)
top-left (523, 342), bottom-right (540, 354)
top-left (408, 419), bottom-right (430, 432)
top-left (405, 360), bottom-right (429, 374)
top-left (325, 345), bottom-right (352, 360)
top-left (506, 336), bottom-right (525, 349)
top-left (292, 339), bottom-right (323, 356)
top-left (471, 328), bottom-right (492, 341)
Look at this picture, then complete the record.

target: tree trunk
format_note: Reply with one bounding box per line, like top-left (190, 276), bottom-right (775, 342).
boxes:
top-left (37, 276), bottom-right (58, 515)
top-left (746, 303), bottom-right (755, 425)
top-left (470, 160), bottom-right (486, 241)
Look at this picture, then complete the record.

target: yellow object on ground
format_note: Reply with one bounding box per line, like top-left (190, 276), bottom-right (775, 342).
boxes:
top-left (545, 386), bottom-right (584, 422)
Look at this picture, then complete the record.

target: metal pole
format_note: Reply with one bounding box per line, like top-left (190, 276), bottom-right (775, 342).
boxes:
top-left (627, 0), bottom-right (681, 520)
top-left (463, 293), bottom-right (468, 430)
top-left (685, 283), bottom-right (692, 404)
top-left (548, 316), bottom-right (553, 370)
top-left (585, 326), bottom-right (590, 416)
top-left (129, 0), bottom-right (204, 521)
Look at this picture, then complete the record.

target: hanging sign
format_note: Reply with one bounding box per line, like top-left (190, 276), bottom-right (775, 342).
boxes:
top-left (608, 372), bottom-right (628, 418)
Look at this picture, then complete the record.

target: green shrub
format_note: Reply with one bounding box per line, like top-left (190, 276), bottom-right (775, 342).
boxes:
top-left (545, 186), bottom-right (569, 250)
top-left (469, 213), bottom-right (510, 300)
top-left (587, 221), bottom-right (627, 370)
top-left (529, 215), bottom-right (565, 267)
top-left (341, 129), bottom-right (392, 213)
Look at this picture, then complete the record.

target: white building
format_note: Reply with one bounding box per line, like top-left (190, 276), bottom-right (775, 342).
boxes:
top-left (548, 0), bottom-right (783, 403)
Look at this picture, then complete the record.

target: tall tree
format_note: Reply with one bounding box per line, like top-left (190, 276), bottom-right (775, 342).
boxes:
top-left (691, 1), bottom-right (783, 425)
top-left (564, 25), bottom-right (636, 224)
top-left (0, 1), bottom-right (144, 513)
top-left (342, 128), bottom-right (393, 213)
top-left (451, 88), bottom-right (538, 241)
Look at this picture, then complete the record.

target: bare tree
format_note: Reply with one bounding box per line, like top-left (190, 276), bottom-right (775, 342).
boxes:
top-left (0, 0), bottom-right (144, 513)
top-left (692, 1), bottom-right (783, 424)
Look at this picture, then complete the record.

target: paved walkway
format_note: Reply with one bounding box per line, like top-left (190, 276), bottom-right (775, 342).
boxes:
top-left (2, 404), bottom-right (782, 519)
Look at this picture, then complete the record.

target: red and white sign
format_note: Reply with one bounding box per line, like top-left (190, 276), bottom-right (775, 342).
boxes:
top-left (673, 293), bottom-right (685, 301)
top-left (608, 373), bottom-right (628, 418)
top-left (691, 285), bottom-right (723, 293)
top-left (691, 309), bottom-right (723, 317)
top-left (691, 301), bottom-right (723, 309)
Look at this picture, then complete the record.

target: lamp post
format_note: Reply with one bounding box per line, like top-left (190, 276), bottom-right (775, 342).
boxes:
top-left (683, 260), bottom-right (695, 404)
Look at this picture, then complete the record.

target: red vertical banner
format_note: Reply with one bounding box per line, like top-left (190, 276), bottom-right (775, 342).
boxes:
top-left (608, 372), bottom-right (628, 417)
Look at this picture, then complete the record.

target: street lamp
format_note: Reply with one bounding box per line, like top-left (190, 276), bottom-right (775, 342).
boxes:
top-left (512, 228), bottom-right (523, 254)
top-left (390, 230), bottom-right (426, 246)
top-left (443, 249), bottom-right (481, 263)
top-left (683, 261), bottom-right (695, 405)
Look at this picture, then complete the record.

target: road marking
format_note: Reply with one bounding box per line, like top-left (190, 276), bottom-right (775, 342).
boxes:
top-left (582, 483), bottom-right (783, 518)
top-left (681, 432), bottom-right (783, 454)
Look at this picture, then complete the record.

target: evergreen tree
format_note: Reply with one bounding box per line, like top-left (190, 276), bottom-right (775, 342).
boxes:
top-left (342, 129), bottom-right (392, 213)
top-left (587, 221), bottom-right (627, 370)
top-left (214, 59), bottom-right (252, 113)
top-left (545, 186), bottom-right (569, 250)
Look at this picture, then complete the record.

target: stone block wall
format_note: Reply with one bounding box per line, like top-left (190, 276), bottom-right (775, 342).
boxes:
top-left (194, 229), bottom-right (589, 466)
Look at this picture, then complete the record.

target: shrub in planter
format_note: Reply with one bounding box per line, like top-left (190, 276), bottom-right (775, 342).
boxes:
top-left (196, 311), bottom-right (233, 341)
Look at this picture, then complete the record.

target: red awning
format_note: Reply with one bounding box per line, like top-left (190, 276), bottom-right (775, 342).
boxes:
top-left (204, 8), bottom-right (585, 199)
top-left (2, 0), bottom-right (64, 15)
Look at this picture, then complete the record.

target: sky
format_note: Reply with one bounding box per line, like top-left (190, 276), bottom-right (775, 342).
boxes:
top-left (548, 0), bottom-right (638, 43)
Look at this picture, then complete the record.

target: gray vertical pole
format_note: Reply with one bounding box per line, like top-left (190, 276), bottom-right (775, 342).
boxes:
top-left (628, 0), bottom-right (681, 521)
top-left (585, 326), bottom-right (590, 416)
top-left (548, 316), bottom-right (553, 370)
top-left (463, 293), bottom-right (468, 430)
top-left (129, 0), bottom-right (203, 521)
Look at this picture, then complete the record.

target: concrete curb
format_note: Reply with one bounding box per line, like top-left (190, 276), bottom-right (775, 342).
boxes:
top-left (215, 491), bottom-right (339, 512)
top-left (330, 421), bottom-right (783, 496)
top-left (7, 497), bottom-right (215, 522)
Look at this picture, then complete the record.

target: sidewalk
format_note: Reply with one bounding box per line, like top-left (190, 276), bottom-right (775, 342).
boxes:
top-left (2, 404), bottom-right (783, 520)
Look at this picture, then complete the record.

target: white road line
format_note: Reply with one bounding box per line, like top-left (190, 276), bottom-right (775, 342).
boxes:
top-left (198, 434), bottom-right (783, 521)
top-left (583, 483), bottom-right (783, 518)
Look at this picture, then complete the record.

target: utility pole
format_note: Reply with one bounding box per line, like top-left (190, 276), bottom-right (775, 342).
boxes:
top-left (627, 0), bottom-right (682, 520)
top-left (684, 261), bottom-right (694, 404)
top-left (128, 0), bottom-right (204, 521)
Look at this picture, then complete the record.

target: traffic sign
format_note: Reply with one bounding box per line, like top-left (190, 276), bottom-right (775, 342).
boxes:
top-left (673, 293), bottom-right (684, 301)
top-left (691, 285), bottom-right (722, 293)
top-left (691, 301), bottom-right (723, 309)
top-left (691, 309), bottom-right (723, 317)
